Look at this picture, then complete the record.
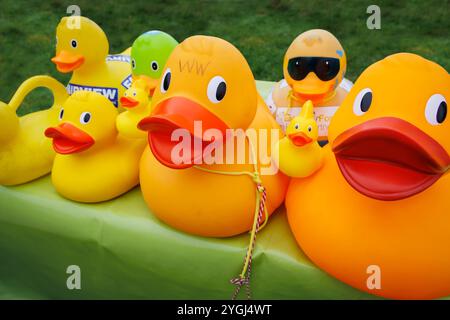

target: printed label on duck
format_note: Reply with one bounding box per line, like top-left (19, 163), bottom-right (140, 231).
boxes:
top-left (67, 83), bottom-right (119, 107)
top-left (106, 54), bottom-right (131, 63)
top-left (121, 75), bottom-right (132, 89)
top-left (276, 106), bottom-right (338, 140)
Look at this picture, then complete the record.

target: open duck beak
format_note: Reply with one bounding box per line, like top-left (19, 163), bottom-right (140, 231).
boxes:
top-left (288, 131), bottom-right (313, 147)
top-left (45, 122), bottom-right (95, 154)
top-left (332, 117), bottom-right (450, 201)
top-left (138, 97), bottom-right (229, 169)
top-left (51, 51), bottom-right (85, 73)
top-left (120, 96), bottom-right (139, 108)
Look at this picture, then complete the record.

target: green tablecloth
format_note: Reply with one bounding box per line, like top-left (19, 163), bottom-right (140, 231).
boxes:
top-left (0, 81), bottom-right (375, 299)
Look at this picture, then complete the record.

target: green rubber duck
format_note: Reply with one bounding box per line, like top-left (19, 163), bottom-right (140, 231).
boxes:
top-left (130, 30), bottom-right (178, 96)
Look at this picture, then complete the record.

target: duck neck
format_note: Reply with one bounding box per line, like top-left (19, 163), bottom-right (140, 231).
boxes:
top-left (71, 59), bottom-right (108, 83)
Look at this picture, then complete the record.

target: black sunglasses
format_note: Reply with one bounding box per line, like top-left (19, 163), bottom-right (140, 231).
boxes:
top-left (287, 57), bottom-right (340, 81)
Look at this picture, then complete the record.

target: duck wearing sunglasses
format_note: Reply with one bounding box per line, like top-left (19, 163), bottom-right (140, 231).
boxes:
top-left (267, 29), bottom-right (350, 144)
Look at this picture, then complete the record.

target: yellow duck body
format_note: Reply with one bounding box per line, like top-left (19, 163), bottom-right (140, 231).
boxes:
top-left (117, 79), bottom-right (152, 139)
top-left (52, 16), bottom-right (131, 109)
top-left (274, 100), bottom-right (324, 178)
top-left (45, 91), bottom-right (145, 203)
top-left (138, 36), bottom-right (289, 237)
top-left (0, 76), bottom-right (68, 185)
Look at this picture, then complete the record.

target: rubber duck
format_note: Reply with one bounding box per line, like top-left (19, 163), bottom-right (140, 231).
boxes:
top-left (267, 29), bottom-right (351, 143)
top-left (274, 100), bottom-right (324, 177)
top-left (130, 30), bottom-right (178, 96)
top-left (45, 91), bottom-right (145, 203)
top-left (117, 79), bottom-right (152, 139)
top-left (51, 16), bottom-right (132, 108)
top-left (286, 53), bottom-right (450, 299)
top-left (137, 36), bottom-right (289, 237)
top-left (0, 76), bottom-right (68, 185)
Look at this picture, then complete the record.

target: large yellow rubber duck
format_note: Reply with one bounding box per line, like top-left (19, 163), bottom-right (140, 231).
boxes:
top-left (51, 16), bottom-right (131, 108)
top-left (0, 76), bottom-right (68, 185)
top-left (274, 100), bottom-right (324, 177)
top-left (117, 79), bottom-right (152, 139)
top-left (45, 91), bottom-right (145, 203)
top-left (267, 29), bottom-right (350, 143)
top-left (138, 36), bottom-right (289, 237)
top-left (286, 53), bottom-right (450, 299)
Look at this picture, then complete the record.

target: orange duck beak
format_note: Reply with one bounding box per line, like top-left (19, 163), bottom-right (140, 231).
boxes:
top-left (120, 96), bottom-right (139, 108)
top-left (51, 51), bottom-right (85, 73)
top-left (45, 123), bottom-right (95, 154)
top-left (332, 117), bottom-right (450, 201)
top-left (138, 97), bottom-right (230, 169)
top-left (288, 132), bottom-right (313, 147)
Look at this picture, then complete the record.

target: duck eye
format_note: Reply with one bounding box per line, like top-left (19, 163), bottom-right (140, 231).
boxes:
top-left (161, 68), bottom-right (171, 93)
top-left (207, 76), bottom-right (227, 103)
top-left (131, 59), bottom-right (136, 69)
top-left (151, 61), bottom-right (158, 71)
top-left (353, 88), bottom-right (372, 116)
top-left (294, 123), bottom-right (299, 130)
top-left (70, 39), bottom-right (78, 48)
top-left (133, 92), bottom-right (136, 96)
top-left (308, 125), bottom-right (312, 132)
top-left (425, 94), bottom-right (447, 125)
top-left (59, 108), bottom-right (64, 120)
top-left (80, 112), bottom-right (91, 124)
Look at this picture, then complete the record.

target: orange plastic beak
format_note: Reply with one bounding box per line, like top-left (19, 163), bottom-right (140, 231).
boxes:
top-left (120, 96), bottom-right (139, 108)
top-left (138, 97), bottom-right (230, 169)
top-left (51, 51), bottom-right (85, 73)
top-left (45, 122), bottom-right (94, 154)
top-left (288, 132), bottom-right (313, 147)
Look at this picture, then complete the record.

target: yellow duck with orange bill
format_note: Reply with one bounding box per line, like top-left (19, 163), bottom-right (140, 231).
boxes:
top-left (274, 100), bottom-right (324, 177)
top-left (45, 91), bottom-right (145, 203)
top-left (286, 53), bottom-right (450, 299)
top-left (0, 76), bottom-right (68, 185)
top-left (117, 79), bottom-right (152, 139)
top-left (137, 36), bottom-right (289, 237)
top-left (52, 16), bottom-right (131, 109)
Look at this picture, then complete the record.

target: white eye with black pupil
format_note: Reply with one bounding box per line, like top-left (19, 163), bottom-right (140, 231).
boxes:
top-left (80, 112), bottom-right (91, 124)
top-left (425, 94), bottom-right (447, 125)
top-left (161, 68), bottom-right (171, 93)
top-left (151, 61), bottom-right (158, 71)
top-left (70, 39), bottom-right (78, 48)
top-left (353, 88), bottom-right (372, 116)
top-left (207, 76), bottom-right (227, 103)
top-left (59, 108), bottom-right (64, 120)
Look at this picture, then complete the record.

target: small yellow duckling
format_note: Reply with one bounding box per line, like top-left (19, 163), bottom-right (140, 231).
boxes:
top-left (45, 91), bottom-right (145, 203)
top-left (274, 100), bottom-right (324, 177)
top-left (0, 76), bottom-right (68, 185)
top-left (117, 79), bottom-right (152, 139)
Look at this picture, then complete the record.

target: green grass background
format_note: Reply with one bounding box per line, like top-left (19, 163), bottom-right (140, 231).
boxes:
top-left (0, 0), bottom-right (448, 115)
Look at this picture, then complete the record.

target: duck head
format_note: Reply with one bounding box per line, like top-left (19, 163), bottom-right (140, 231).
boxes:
top-left (52, 16), bottom-right (109, 73)
top-left (131, 31), bottom-right (178, 96)
top-left (286, 100), bottom-right (318, 147)
top-left (120, 79), bottom-right (150, 111)
top-left (45, 91), bottom-right (118, 154)
top-left (0, 101), bottom-right (19, 144)
top-left (283, 29), bottom-right (346, 103)
top-left (138, 35), bottom-right (257, 169)
top-left (329, 53), bottom-right (449, 201)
